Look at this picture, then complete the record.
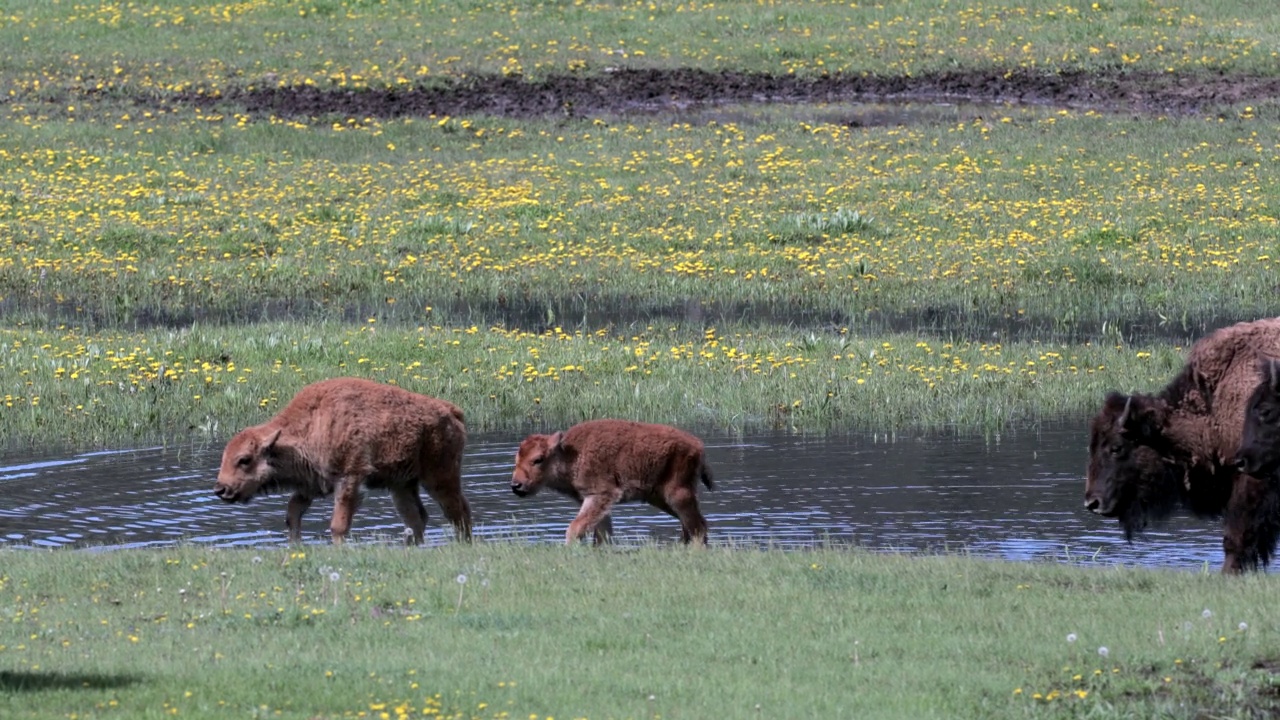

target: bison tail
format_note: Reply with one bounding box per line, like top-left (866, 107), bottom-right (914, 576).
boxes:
top-left (700, 463), bottom-right (715, 491)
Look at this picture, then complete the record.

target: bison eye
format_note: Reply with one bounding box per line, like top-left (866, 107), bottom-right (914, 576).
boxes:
top-left (236, 455), bottom-right (253, 468)
top-left (531, 456), bottom-right (544, 466)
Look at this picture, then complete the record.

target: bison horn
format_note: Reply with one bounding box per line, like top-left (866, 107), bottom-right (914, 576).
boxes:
top-left (1116, 395), bottom-right (1133, 430)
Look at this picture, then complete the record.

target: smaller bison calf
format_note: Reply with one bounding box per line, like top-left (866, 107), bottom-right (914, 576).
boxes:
top-left (213, 377), bottom-right (472, 545)
top-left (510, 419), bottom-right (715, 545)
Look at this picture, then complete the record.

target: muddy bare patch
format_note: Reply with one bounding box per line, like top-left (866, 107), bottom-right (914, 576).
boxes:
top-left (168, 67), bottom-right (1280, 121)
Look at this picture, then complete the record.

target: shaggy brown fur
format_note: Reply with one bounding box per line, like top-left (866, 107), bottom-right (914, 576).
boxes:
top-left (1085, 318), bottom-right (1280, 573)
top-left (510, 419), bottom-right (715, 545)
top-left (213, 377), bottom-right (472, 545)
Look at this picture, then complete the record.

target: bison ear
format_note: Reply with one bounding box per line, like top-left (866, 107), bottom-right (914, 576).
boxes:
top-left (263, 428), bottom-right (282, 453)
top-left (1106, 392), bottom-right (1130, 422)
top-left (549, 431), bottom-right (565, 451)
top-left (1118, 396), bottom-right (1165, 441)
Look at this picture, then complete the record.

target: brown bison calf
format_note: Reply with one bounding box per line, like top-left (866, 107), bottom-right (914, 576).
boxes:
top-left (510, 419), bottom-right (715, 545)
top-left (213, 377), bottom-right (472, 545)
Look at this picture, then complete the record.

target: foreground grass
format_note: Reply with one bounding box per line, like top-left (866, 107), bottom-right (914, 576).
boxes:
top-left (0, 319), bottom-right (1195, 449)
top-left (2, 545), bottom-right (1278, 720)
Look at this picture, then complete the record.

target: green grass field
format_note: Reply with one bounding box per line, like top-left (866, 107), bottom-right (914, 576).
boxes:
top-left (4, 2), bottom-right (1280, 449)
top-left (2, 544), bottom-right (1279, 720)
top-left (6, 3), bottom-right (1280, 719)
top-left (4, 0), bottom-right (1280, 81)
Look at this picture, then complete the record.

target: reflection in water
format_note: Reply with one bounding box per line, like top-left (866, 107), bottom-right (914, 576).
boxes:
top-left (0, 426), bottom-right (1224, 570)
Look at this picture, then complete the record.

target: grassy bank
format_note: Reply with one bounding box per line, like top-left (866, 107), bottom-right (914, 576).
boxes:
top-left (2, 544), bottom-right (1278, 720)
top-left (4, 0), bottom-right (1280, 451)
top-left (0, 319), bottom-right (1194, 449)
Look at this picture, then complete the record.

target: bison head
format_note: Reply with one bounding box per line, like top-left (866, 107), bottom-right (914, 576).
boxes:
top-left (213, 427), bottom-right (283, 503)
top-left (1085, 391), bottom-right (1182, 539)
top-left (511, 431), bottom-right (566, 497)
top-left (1235, 358), bottom-right (1280, 477)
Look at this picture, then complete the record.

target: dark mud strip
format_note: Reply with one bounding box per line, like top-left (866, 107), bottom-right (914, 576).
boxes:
top-left (0, 426), bottom-right (1226, 570)
top-left (169, 68), bottom-right (1280, 120)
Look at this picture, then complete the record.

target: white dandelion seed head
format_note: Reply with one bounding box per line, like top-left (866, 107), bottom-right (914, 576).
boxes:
top-left (1239, 622), bottom-right (1249, 632)
top-left (329, 572), bottom-right (341, 583)
top-left (1202, 608), bottom-right (1212, 619)
top-left (456, 574), bottom-right (468, 584)
top-left (251, 556), bottom-right (263, 564)
top-left (1098, 646), bottom-right (1109, 658)
top-left (1066, 633), bottom-right (1077, 643)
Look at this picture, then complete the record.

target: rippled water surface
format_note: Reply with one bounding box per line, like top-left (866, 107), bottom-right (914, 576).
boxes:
top-left (0, 426), bottom-right (1226, 570)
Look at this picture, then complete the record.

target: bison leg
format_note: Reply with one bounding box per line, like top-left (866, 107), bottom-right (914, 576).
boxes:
top-left (422, 461), bottom-right (472, 543)
top-left (663, 486), bottom-right (708, 545)
top-left (593, 513), bottom-right (613, 546)
top-left (648, 497), bottom-right (687, 542)
top-left (426, 488), bottom-right (473, 543)
top-left (286, 493), bottom-right (313, 544)
top-left (566, 493), bottom-right (617, 546)
top-left (1222, 473), bottom-right (1280, 573)
top-left (390, 486), bottom-right (429, 546)
top-left (329, 480), bottom-right (363, 545)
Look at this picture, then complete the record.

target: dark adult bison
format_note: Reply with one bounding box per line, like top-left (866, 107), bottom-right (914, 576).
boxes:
top-left (510, 419), bottom-right (715, 545)
top-left (214, 377), bottom-right (472, 545)
top-left (1085, 318), bottom-right (1280, 573)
